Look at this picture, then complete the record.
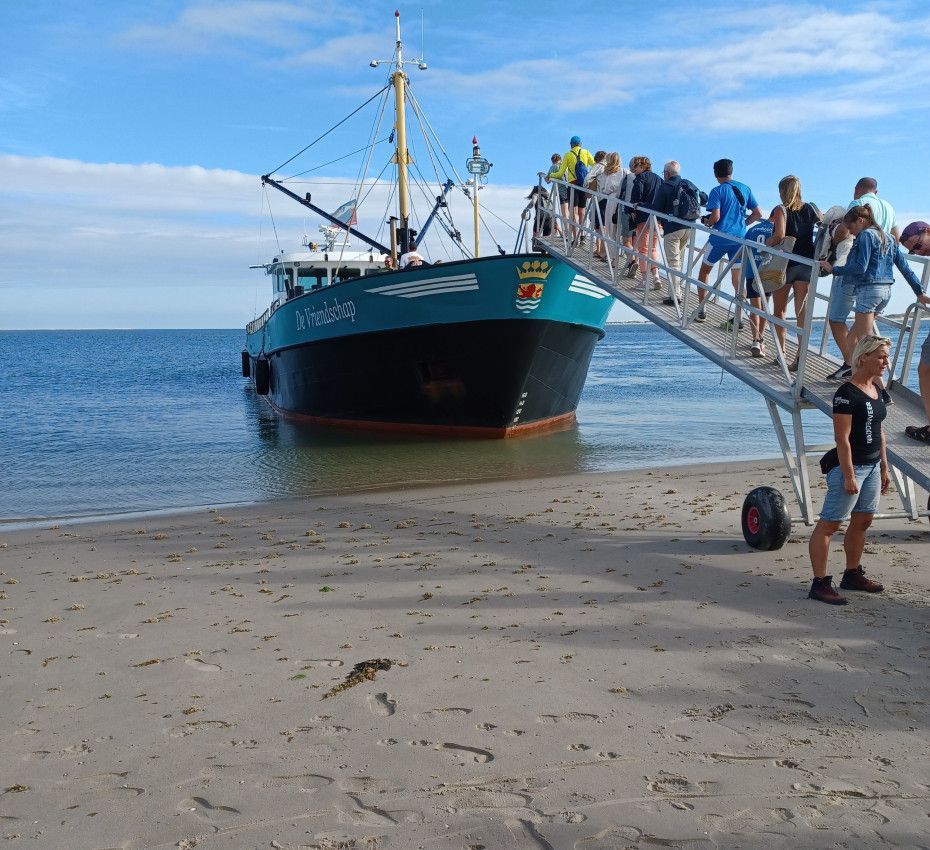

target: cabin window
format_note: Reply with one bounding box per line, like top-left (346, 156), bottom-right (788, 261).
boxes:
top-left (333, 267), bottom-right (361, 283)
top-left (298, 268), bottom-right (328, 291)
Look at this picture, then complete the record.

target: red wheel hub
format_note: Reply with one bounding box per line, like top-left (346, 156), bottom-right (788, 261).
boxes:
top-left (746, 505), bottom-right (761, 535)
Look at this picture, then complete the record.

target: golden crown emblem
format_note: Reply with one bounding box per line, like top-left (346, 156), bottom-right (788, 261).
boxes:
top-left (516, 260), bottom-right (552, 281)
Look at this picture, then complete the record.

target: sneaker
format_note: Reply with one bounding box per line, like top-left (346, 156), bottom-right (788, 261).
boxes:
top-left (827, 363), bottom-right (851, 380)
top-left (750, 339), bottom-right (763, 358)
top-left (695, 307), bottom-right (706, 322)
top-left (651, 276), bottom-right (663, 291)
top-left (840, 565), bottom-right (884, 593)
top-left (662, 297), bottom-right (676, 306)
top-left (624, 260), bottom-right (638, 279)
top-left (724, 318), bottom-right (744, 331)
top-left (808, 575), bottom-right (848, 605)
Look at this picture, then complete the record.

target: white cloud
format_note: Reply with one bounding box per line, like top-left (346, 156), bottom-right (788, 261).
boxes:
top-left (118, 0), bottom-right (359, 53)
top-left (0, 154), bottom-right (531, 327)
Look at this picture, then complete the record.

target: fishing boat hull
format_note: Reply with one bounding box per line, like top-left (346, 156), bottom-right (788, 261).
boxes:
top-left (245, 254), bottom-right (611, 437)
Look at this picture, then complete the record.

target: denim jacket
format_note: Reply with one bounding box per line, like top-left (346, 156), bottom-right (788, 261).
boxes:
top-left (832, 227), bottom-right (923, 295)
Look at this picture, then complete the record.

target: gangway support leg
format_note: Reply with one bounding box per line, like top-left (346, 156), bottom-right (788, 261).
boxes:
top-left (765, 399), bottom-right (814, 525)
top-left (888, 465), bottom-right (919, 520)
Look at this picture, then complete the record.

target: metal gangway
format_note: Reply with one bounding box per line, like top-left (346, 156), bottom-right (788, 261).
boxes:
top-left (529, 174), bottom-right (930, 549)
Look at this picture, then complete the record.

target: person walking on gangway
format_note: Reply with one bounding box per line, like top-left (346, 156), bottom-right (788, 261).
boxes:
top-left (900, 221), bottom-right (930, 443)
top-left (825, 177), bottom-right (900, 380)
top-left (808, 336), bottom-right (894, 605)
top-left (819, 206), bottom-right (926, 371)
top-left (696, 158), bottom-right (762, 322)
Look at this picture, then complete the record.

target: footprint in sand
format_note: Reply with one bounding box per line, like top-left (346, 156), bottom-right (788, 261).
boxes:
top-left (368, 692), bottom-right (396, 717)
top-left (304, 658), bottom-right (344, 668)
top-left (505, 818), bottom-right (554, 850)
top-left (179, 796), bottom-right (241, 821)
top-left (536, 713), bottom-right (598, 724)
top-left (168, 719), bottom-right (232, 738)
top-left (567, 743), bottom-right (591, 751)
top-left (185, 657), bottom-right (222, 673)
top-left (415, 707), bottom-right (472, 719)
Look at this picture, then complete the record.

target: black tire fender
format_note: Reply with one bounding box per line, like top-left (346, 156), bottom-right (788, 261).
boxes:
top-left (241, 350), bottom-right (251, 378)
top-left (254, 357), bottom-right (270, 396)
top-left (741, 486), bottom-right (791, 551)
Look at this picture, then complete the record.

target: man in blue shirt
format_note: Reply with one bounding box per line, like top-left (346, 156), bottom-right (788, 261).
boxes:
top-left (695, 159), bottom-right (762, 321)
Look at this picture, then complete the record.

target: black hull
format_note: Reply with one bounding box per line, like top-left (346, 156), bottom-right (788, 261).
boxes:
top-left (252, 319), bottom-right (601, 437)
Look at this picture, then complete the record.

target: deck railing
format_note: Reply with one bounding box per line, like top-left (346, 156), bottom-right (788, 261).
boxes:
top-left (536, 174), bottom-right (930, 396)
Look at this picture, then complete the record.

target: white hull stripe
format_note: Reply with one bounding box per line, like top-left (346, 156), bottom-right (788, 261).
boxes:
top-left (397, 284), bottom-right (479, 298)
top-left (366, 274), bottom-right (478, 295)
top-left (569, 281), bottom-right (610, 299)
top-left (573, 275), bottom-right (594, 285)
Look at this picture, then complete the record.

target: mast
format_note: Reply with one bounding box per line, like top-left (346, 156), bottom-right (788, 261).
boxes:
top-left (392, 12), bottom-right (410, 230)
top-left (371, 11), bottom-right (427, 255)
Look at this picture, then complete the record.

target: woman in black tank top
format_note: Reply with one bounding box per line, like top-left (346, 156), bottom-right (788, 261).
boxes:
top-left (769, 176), bottom-right (821, 370)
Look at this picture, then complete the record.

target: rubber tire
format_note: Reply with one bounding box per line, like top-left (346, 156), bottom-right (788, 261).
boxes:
top-left (741, 486), bottom-right (791, 551)
top-left (254, 357), bottom-right (270, 396)
top-left (241, 350), bottom-right (250, 378)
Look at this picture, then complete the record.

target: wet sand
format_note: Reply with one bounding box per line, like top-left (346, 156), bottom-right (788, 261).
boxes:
top-left (1, 460), bottom-right (929, 849)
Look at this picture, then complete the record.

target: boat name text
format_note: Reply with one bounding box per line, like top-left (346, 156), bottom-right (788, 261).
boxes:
top-left (296, 297), bottom-right (357, 331)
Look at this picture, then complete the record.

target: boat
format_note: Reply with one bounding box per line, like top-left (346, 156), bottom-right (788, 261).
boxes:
top-left (242, 13), bottom-right (612, 437)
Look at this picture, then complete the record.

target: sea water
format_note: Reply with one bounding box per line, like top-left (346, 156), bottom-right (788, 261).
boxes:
top-left (0, 325), bottom-right (842, 522)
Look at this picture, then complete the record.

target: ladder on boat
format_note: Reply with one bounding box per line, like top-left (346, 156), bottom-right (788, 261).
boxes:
top-left (532, 176), bottom-right (930, 548)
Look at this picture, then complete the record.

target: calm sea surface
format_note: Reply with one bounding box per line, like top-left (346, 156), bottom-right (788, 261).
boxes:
top-left (0, 325), bottom-right (839, 523)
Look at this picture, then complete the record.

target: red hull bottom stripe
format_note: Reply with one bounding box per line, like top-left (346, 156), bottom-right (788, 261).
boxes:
top-left (266, 401), bottom-right (577, 439)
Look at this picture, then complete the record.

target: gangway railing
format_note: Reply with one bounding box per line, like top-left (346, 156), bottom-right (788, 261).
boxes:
top-left (532, 174), bottom-right (930, 548)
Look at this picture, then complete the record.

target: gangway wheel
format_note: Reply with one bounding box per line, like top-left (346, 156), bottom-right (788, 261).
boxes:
top-left (741, 487), bottom-right (791, 551)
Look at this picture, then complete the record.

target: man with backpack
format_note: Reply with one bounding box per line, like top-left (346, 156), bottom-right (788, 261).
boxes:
top-left (695, 158), bottom-right (762, 321)
top-left (652, 160), bottom-right (706, 305)
top-left (545, 136), bottom-right (596, 245)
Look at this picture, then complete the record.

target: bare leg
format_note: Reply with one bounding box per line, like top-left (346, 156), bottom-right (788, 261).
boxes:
top-left (772, 285), bottom-right (789, 354)
top-left (750, 296), bottom-right (766, 344)
top-left (697, 263), bottom-right (712, 305)
top-left (917, 362), bottom-right (930, 423)
top-left (809, 519), bottom-right (842, 578)
top-left (843, 512), bottom-right (873, 569)
top-left (847, 311), bottom-right (876, 360)
top-left (829, 320), bottom-right (850, 364)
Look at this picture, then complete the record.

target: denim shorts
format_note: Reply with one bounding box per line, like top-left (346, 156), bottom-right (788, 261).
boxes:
top-left (819, 462), bottom-right (881, 521)
top-left (855, 284), bottom-right (891, 315)
top-left (827, 278), bottom-right (855, 322)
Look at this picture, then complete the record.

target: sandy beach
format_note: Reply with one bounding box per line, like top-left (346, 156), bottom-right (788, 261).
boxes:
top-left (1, 460), bottom-right (929, 849)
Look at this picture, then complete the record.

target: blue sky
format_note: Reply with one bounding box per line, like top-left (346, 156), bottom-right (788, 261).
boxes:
top-left (3, 0), bottom-right (930, 328)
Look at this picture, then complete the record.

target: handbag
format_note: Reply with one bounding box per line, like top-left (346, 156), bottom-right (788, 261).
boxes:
top-left (819, 447), bottom-right (839, 475)
top-left (757, 234), bottom-right (796, 293)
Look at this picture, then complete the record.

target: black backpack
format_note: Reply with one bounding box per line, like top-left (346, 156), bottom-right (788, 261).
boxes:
top-left (672, 179), bottom-right (703, 221)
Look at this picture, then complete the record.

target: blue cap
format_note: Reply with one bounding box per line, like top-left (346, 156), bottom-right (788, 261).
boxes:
top-left (570, 135), bottom-right (581, 146)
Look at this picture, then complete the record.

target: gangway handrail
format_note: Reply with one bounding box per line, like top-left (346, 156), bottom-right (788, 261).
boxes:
top-left (533, 173), bottom-right (930, 534)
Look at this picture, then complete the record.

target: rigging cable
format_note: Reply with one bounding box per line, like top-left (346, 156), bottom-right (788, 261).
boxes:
top-left (283, 136), bottom-right (392, 181)
top-left (263, 183), bottom-right (282, 253)
top-left (266, 83), bottom-right (391, 175)
top-left (405, 85), bottom-right (468, 186)
top-left (339, 82), bottom-right (392, 263)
